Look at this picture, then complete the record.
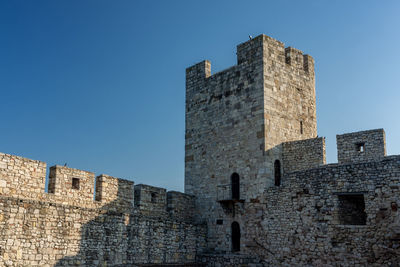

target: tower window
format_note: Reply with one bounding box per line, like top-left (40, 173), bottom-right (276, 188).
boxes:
top-left (231, 173), bottom-right (240, 200)
top-left (72, 178), bottom-right (80, 190)
top-left (274, 160), bottom-right (281, 186)
top-left (356, 142), bottom-right (365, 152)
top-left (231, 221), bottom-right (241, 252)
top-left (216, 219), bottom-right (223, 225)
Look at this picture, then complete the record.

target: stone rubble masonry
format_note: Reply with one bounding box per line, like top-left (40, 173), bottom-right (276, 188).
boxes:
top-left (337, 128), bottom-right (386, 164)
top-left (185, 34), bottom-right (317, 250)
top-left (0, 152), bottom-right (206, 266)
top-left (1, 33), bottom-right (400, 266)
top-left (282, 137), bottom-right (326, 174)
top-left (185, 34), bottom-right (400, 266)
top-left (48, 165), bottom-right (95, 201)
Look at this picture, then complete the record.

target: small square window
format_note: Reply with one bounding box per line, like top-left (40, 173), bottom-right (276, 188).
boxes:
top-left (356, 142), bottom-right (365, 153)
top-left (72, 178), bottom-right (80, 190)
top-left (216, 219), bottom-right (223, 225)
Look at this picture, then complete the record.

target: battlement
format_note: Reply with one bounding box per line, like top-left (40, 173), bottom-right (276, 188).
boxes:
top-left (95, 174), bottom-right (134, 211)
top-left (48, 165), bottom-right (95, 201)
top-left (186, 34), bottom-right (314, 91)
top-left (134, 184), bottom-right (167, 214)
top-left (0, 152), bottom-right (46, 198)
top-left (0, 152), bottom-right (196, 218)
top-left (337, 129), bottom-right (386, 164)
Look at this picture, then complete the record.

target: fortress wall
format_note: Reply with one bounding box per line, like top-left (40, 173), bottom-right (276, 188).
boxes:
top-left (48, 165), bottom-right (95, 201)
top-left (337, 128), bottom-right (386, 164)
top-left (282, 137), bottom-right (326, 173)
top-left (167, 191), bottom-right (195, 221)
top-left (134, 184), bottom-right (167, 216)
top-left (0, 196), bottom-right (206, 266)
top-left (243, 155), bottom-right (400, 266)
top-left (95, 174), bottom-right (134, 212)
top-left (0, 153), bottom-right (46, 199)
top-left (0, 152), bottom-right (206, 266)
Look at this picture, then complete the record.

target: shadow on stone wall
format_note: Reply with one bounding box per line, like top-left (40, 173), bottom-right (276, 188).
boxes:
top-left (54, 179), bottom-right (205, 266)
top-left (55, 180), bottom-right (134, 266)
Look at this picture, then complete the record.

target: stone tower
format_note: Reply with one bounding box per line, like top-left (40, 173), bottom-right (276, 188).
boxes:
top-left (185, 34), bottom-right (317, 251)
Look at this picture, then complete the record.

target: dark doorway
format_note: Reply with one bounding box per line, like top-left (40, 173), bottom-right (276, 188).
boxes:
top-left (231, 173), bottom-right (240, 200)
top-left (231, 221), bottom-right (240, 252)
top-left (274, 160), bottom-right (281, 186)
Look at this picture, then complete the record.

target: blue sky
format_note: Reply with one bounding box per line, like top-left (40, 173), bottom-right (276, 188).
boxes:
top-left (1, 1), bottom-right (400, 191)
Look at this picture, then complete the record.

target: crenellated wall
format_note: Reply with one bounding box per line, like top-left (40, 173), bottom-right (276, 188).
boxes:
top-left (0, 152), bottom-right (206, 266)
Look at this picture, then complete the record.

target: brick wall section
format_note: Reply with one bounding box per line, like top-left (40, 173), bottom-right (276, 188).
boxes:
top-left (337, 128), bottom-right (386, 164)
top-left (282, 137), bottom-right (326, 174)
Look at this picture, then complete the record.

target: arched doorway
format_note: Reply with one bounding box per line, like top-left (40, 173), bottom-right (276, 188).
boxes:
top-left (231, 221), bottom-right (240, 252)
top-left (274, 160), bottom-right (281, 186)
top-left (231, 173), bottom-right (240, 199)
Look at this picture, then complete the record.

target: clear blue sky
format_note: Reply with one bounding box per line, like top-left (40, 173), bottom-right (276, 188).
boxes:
top-left (1, 1), bottom-right (400, 191)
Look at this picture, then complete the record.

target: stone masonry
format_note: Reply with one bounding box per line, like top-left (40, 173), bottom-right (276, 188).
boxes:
top-left (186, 34), bottom-right (400, 266)
top-left (0, 33), bottom-right (399, 266)
top-left (0, 152), bottom-right (206, 266)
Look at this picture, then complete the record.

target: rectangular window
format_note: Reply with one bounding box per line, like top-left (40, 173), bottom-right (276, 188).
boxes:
top-left (216, 219), bottom-right (223, 225)
top-left (338, 194), bottom-right (367, 225)
top-left (356, 142), bottom-right (365, 152)
top-left (151, 192), bottom-right (157, 203)
top-left (72, 178), bottom-right (80, 190)
top-left (300, 121), bottom-right (303, 135)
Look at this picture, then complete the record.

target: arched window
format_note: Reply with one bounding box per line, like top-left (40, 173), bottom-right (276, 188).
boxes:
top-left (274, 160), bottom-right (281, 186)
top-left (231, 221), bottom-right (240, 252)
top-left (231, 173), bottom-right (240, 200)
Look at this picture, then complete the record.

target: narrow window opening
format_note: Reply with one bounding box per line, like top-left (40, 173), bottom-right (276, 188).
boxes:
top-left (216, 219), bottom-right (223, 225)
top-left (231, 173), bottom-right (240, 200)
top-left (274, 160), bottom-right (281, 186)
top-left (151, 192), bottom-right (157, 203)
top-left (356, 142), bottom-right (365, 153)
top-left (231, 221), bottom-right (240, 252)
top-left (72, 178), bottom-right (80, 190)
top-left (300, 121), bottom-right (303, 135)
top-left (338, 194), bottom-right (367, 225)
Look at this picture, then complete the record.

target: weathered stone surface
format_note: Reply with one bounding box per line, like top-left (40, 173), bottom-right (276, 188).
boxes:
top-left (0, 153), bottom-right (206, 266)
top-left (185, 34), bottom-right (400, 266)
top-left (1, 33), bottom-right (399, 267)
